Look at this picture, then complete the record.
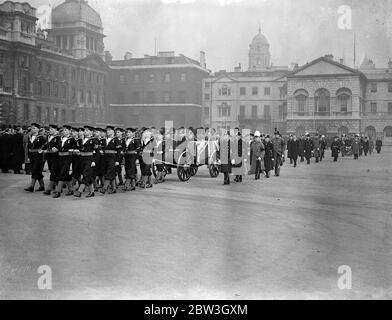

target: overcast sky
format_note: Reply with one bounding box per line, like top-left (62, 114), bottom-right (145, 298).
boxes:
top-left (29, 0), bottom-right (392, 71)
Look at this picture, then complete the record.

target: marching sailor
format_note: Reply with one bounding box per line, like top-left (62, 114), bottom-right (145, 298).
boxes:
top-left (43, 124), bottom-right (61, 195)
top-left (123, 127), bottom-right (140, 191)
top-left (74, 125), bottom-right (98, 198)
top-left (24, 123), bottom-right (46, 192)
top-left (53, 125), bottom-right (77, 198)
top-left (100, 126), bottom-right (122, 194)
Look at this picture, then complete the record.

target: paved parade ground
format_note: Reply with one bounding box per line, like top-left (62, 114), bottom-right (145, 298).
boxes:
top-left (1, 148), bottom-right (392, 300)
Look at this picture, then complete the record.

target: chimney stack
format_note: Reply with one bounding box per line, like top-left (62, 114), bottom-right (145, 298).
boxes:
top-left (200, 51), bottom-right (206, 69)
top-left (124, 52), bottom-right (133, 60)
top-left (388, 58), bottom-right (392, 69)
top-left (324, 54), bottom-right (334, 60)
top-left (234, 63), bottom-right (242, 72)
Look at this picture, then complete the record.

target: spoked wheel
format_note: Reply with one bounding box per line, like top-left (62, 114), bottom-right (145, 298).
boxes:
top-left (190, 164), bottom-right (198, 176)
top-left (208, 152), bottom-right (220, 178)
top-left (153, 161), bottom-right (169, 178)
top-left (177, 151), bottom-right (193, 182)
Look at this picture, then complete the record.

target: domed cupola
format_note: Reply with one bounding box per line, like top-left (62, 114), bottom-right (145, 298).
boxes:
top-left (48, 0), bottom-right (105, 59)
top-left (248, 27), bottom-right (271, 71)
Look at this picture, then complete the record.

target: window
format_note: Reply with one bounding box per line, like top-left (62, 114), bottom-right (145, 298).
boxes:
top-left (296, 95), bottom-right (307, 114)
top-left (72, 69), bottom-right (76, 81)
top-left (204, 82), bottom-right (210, 89)
top-left (221, 86), bottom-right (231, 96)
top-left (81, 71), bottom-right (85, 81)
top-left (371, 103), bottom-right (377, 114)
top-left (314, 88), bottom-right (330, 114)
top-left (46, 62), bottom-right (51, 74)
top-left (54, 65), bottom-right (59, 77)
top-left (61, 109), bottom-right (66, 123)
top-left (23, 104), bottom-right (29, 121)
top-left (240, 87), bottom-right (246, 96)
top-left (371, 83), bottom-right (377, 93)
top-left (204, 93), bottom-right (210, 101)
top-left (71, 109), bottom-right (76, 122)
top-left (264, 87), bottom-right (271, 96)
top-left (204, 107), bottom-right (209, 117)
top-left (336, 88), bottom-right (352, 114)
top-left (37, 61), bottom-right (42, 72)
top-left (240, 105), bottom-right (245, 118)
top-left (72, 87), bottom-right (76, 100)
top-left (388, 103), bottom-right (392, 114)
top-left (54, 83), bottom-right (59, 97)
top-left (89, 72), bottom-right (92, 82)
top-left (218, 103), bottom-right (230, 117)
top-left (53, 108), bottom-right (58, 123)
top-left (134, 74), bottom-right (140, 82)
top-left (0, 74), bottom-right (3, 88)
top-left (385, 126), bottom-right (392, 137)
top-left (163, 91), bottom-right (170, 103)
top-left (36, 106), bottom-right (42, 122)
top-left (279, 86), bottom-right (287, 98)
top-left (45, 107), bottom-right (50, 123)
top-left (46, 82), bottom-right (51, 96)
top-left (0, 52), bottom-right (4, 64)
top-left (164, 73), bottom-right (171, 82)
top-left (339, 94), bottom-right (349, 113)
top-left (37, 81), bottom-right (42, 95)
top-left (252, 105), bottom-right (258, 117)
top-left (388, 82), bottom-right (392, 93)
top-left (252, 87), bottom-right (258, 96)
top-left (88, 91), bottom-right (92, 103)
top-left (264, 105), bottom-right (271, 119)
top-left (62, 67), bottom-right (67, 79)
top-left (80, 89), bottom-right (84, 102)
top-left (180, 73), bottom-right (187, 81)
top-left (149, 74), bottom-right (155, 82)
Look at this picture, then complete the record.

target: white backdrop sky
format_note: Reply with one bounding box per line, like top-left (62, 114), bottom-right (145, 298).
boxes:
top-left (29, 0), bottom-right (392, 71)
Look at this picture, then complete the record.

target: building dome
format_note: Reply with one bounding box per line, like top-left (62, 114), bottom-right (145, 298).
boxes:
top-left (251, 27), bottom-right (269, 46)
top-left (52, 0), bottom-right (103, 29)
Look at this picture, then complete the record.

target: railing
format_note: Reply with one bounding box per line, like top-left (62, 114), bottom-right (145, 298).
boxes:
top-left (361, 112), bottom-right (392, 118)
top-left (289, 111), bottom-right (356, 118)
top-left (238, 115), bottom-right (272, 121)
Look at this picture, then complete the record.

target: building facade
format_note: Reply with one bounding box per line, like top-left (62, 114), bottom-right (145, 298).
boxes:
top-left (286, 55), bottom-right (392, 144)
top-left (0, 0), bottom-right (109, 127)
top-left (203, 28), bottom-right (289, 132)
top-left (106, 51), bottom-right (209, 128)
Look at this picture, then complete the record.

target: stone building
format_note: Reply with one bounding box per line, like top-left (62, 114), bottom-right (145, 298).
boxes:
top-left (286, 55), bottom-right (392, 144)
top-left (106, 51), bottom-right (209, 128)
top-left (0, 0), bottom-right (108, 126)
top-left (203, 28), bottom-right (289, 132)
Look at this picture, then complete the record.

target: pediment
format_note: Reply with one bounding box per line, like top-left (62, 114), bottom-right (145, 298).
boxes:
top-left (292, 58), bottom-right (359, 77)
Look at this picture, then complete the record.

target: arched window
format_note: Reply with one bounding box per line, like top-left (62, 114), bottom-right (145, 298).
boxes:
top-left (384, 126), bottom-right (392, 138)
top-left (314, 88), bottom-right (330, 115)
top-left (294, 89), bottom-right (308, 115)
top-left (365, 126), bottom-right (376, 140)
top-left (336, 88), bottom-right (352, 114)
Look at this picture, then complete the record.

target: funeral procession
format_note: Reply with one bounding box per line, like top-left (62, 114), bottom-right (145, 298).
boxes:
top-left (0, 0), bottom-right (392, 301)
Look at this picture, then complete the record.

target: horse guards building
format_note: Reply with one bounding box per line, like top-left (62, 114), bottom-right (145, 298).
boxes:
top-left (1, 0), bottom-right (391, 144)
